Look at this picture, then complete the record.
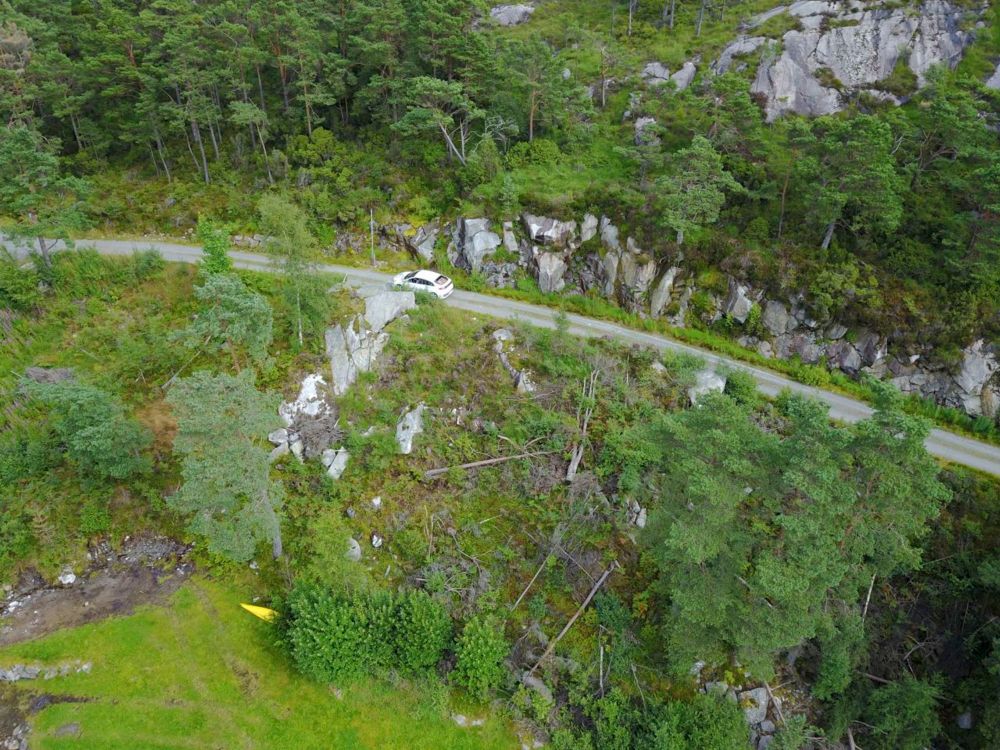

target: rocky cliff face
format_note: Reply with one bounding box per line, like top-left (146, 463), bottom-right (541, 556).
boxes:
top-left (392, 210), bottom-right (999, 420)
top-left (714, 1), bottom-right (987, 120)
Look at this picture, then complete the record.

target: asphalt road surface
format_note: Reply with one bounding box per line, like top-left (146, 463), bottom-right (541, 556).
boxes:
top-left (6, 236), bottom-right (999, 477)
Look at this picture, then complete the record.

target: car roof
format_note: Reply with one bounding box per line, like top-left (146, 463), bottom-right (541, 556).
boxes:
top-left (412, 269), bottom-right (446, 282)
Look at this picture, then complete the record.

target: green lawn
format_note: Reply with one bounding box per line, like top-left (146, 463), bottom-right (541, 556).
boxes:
top-left (0, 578), bottom-right (516, 750)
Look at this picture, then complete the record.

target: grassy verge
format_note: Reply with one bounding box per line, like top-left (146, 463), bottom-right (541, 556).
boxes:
top-left (0, 577), bottom-right (514, 750)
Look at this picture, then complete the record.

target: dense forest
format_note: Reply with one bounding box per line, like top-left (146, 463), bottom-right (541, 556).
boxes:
top-left (2, 0), bottom-right (999, 353)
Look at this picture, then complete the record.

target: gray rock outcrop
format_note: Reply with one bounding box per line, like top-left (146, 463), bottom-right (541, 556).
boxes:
top-left (671, 61), bottom-right (698, 91)
top-left (689, 370), bottom-right (728, 404)
top-left (450, 218), bottom-right (501, 273)
top-left (326, 319), bottom-right (389, 396)
top-left (522, 213), bottom-right (577, 248)
top-left (986, 62), bottom-right (1000, 89)
top-left (745, 1), bottom-right (984, 120)
top-left (634, 116), bottom-right (660, 146)
top-left (322, 447), bottom-right (350, 479)
top-left (490, 4), bottom-right (534, 26)
top-left (396, 404), bottom-right (426, 454)
top-left (650, 266), bottom-right (682, 318)
top-left (581, 214), bottom-right (599, 243)
top-left (535, 252), bottom-right (568, 293)
top-left (364, 290), bottom-right (417, 333)
top-left (407, 222), bottom-right (439, 263)
top-left (493, 329), bottom-right (536, 393)
top-left (642, 61), bottom-right (672, 86)
top-left (723, 278), bottom-right (755, 324)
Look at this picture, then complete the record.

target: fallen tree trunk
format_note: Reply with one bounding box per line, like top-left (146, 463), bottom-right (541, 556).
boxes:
top-left (424, 450), bottom-right (559, 479)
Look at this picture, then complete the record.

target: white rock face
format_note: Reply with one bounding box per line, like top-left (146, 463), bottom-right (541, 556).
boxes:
top-left (409, 223), bottom-right (438, 263)
top-left (321, 447), bottom-right (350, 479)
top-left (490, 4), bottom-right (534, 26)
top-left (396, 403), bottom-right (426, 455)
top-left (712, 36), bottom-right (767, 75)
top-left (688, 370), bottom-right (728, 404)
top-left (535, 252), bottom-right (568, 294)
top-left (744, 1), bottom-right (983, 120)
top-left (326, 319), bottom-right (389, 396)
top-left (650, 266), bottom-right (682, 318)
top-left (581, 214), bottom-right (599, 243)
top-left (279, 374), bottom-right (334, 426)
top-left (364, 291), bottom-right (417, 333)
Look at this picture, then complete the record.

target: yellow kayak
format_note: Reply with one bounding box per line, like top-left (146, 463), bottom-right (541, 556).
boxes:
top-left (240, 603), bottom-right (278, 623)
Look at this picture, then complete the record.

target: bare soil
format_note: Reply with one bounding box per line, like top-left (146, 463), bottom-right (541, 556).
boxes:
top-left (0, 536), bottom-right (192, 647)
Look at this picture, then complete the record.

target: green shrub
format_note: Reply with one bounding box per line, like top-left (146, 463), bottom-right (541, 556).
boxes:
top-left (652, 693), bottom-right (749, 749)
top-left (27, 380), bottom-right (151, 482)
top-left (393, 591), bottom-right (451, 674)
top-left (286, 584), bottom-right (375, 683)
top-left (723, 369), bottom-right (759, 406)
top-left (286, 584), bottom-right (452, 684)
top-left (863, 676), bottom-right (940, 750)
top-left (452, 615), bottom-right (509, 700)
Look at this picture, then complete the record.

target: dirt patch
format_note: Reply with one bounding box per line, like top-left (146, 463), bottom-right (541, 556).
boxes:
top-left (0, 536), bottom-right (192, 647)
top-left (0, 685), bottom-right (28, 750)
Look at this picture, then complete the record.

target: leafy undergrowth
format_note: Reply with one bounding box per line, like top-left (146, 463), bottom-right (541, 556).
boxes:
top-left (0, 576), bottom-right (514, 750)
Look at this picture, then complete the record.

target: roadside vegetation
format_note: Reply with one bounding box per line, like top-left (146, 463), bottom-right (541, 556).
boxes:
top-left (2, 245), bottom-right (999, 748)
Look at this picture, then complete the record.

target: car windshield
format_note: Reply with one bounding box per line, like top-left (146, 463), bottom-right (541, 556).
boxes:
top-left (404, 271), bottom-right (417, 280)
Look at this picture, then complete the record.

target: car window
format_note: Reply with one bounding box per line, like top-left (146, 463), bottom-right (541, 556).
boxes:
top-left (435, 275), bottom-right (449, 285)
top-left (404, 271), bottom-right (417, 280)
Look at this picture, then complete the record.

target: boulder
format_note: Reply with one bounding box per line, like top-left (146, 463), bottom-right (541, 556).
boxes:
top-left (642, 61), bottom-right (672, 86)
top-left (581, 214), bottom-right (599, 243)
top-left (522, 213), bottom-right (577, 248)
top-left (489, 4), bottom-right (534, 26)
top-left (408, 222), bottom-right (439, 263)
top-left (345, 537), bottom-right (362, 562)
top-left (634, 116), bottom-right (660, 146)
top-left (739, 687), bottom-right (769, 725)
top-left (855, 330), bottom-right (887, 368)
top-left (451, 218), bottom-right (501, 273)
top-left (396, 403), bottom-right (426, 455)
top-left (826, 340), bottom-right (863, 373)
top-left (671, 61), bottom-right (697, 91)
top-left (364, 290), bottom-right (417, 333)
top-left (688, 370), bottom-right (727, 404)
top-left (279, 373), bottom-right (335, 427)
top-left (775, 332), bottom-right (822, 365)
top-left (602, 252), bottom-right (620, 298)
top-left (761, 300), bottom-right (792, 336)
top-left (535, 252), bottom-right (568, 294)
top-left (322, 447), bottom-right (350, 480)
top-left (619, 250), bottom-right (657, 309)
top-left (502, 221), bottom-right (519, 254)
top-left (326, 318), bottom-right (390, 396)
top-left (650, 266), bottom-right (681, 318)
top-left (723, 278), bottom-right (755, 324)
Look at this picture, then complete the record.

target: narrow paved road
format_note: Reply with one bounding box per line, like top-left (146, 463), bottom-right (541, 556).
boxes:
top-left (7, 236), bottom-right (1000, 476)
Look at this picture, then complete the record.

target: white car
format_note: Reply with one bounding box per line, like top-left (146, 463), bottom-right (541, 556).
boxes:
top-left (392, 269), bottom-right (454, 299)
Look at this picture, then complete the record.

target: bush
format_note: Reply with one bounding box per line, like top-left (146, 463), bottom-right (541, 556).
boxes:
top-left (863, 676), bottom-right (940, 750)
top-left (27, 380), bottom-right (151, 482)
top-left (452, 615), bottom-right (509, 700)
top-left (393, 591), bottom-right (452, 674)
top-left (286, 584), bottom-right (452, 684)
top-left (652, 693), bottom-right (748, 750)
top-left (723, 369), bottom-right (759, 406)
